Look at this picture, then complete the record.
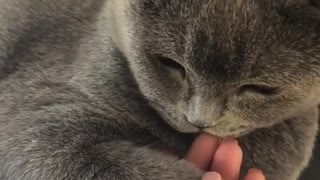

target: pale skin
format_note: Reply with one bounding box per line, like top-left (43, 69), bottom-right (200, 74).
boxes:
top-left (186, 134), bottom-right (265, 180)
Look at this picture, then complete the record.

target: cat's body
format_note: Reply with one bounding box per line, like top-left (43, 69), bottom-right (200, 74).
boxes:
top-left (0, 0), bottom-right (319, 180)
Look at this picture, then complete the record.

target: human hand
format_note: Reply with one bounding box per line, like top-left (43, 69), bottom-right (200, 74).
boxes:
top-left (186, 133), bottom-right (265, 180)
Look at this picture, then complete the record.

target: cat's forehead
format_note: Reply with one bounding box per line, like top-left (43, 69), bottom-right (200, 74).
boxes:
top-left (136, 0), bottom-right (279, 25)
top-left (132, 0), bottom-right (320, 82)
top-left (134, 0), bottom-right (306, 52)
top-left (135, 1), bottom-right (267, 48)
top-left (134, 0), bottom-right (318, 47)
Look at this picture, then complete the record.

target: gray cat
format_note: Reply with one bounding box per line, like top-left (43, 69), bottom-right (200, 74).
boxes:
top-left (0, 0), bottom-right (319, 179)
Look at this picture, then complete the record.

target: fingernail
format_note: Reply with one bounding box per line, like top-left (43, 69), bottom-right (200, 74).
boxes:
top-left (222, 138), bottom-right (238, 144)
top-left (202, 172), bottom-right (222, 180)
top-left (249, 168), bottom-right (263, 174)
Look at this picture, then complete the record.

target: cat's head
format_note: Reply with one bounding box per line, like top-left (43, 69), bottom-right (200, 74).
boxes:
top-left (110, 0), bottom-right (320, 137)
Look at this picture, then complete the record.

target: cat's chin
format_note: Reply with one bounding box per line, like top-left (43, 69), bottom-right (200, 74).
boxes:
top-left (203, 127), bottom-right (254, 138)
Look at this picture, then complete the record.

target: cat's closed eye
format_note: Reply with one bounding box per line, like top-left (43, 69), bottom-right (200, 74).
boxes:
top-left (236, 84), bottom-right (279, 97)
top-left (157, 56), bottom-right (186, 79)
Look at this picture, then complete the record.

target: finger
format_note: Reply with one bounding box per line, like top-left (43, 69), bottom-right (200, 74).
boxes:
top-left (211, 139), bottom-right (243, 180)
top-left (186, 133), bottom-right (220, 170)
top-left (245, 169), bottom-right (265, 180)
top-left (202, 172), bottom-right (222, 180)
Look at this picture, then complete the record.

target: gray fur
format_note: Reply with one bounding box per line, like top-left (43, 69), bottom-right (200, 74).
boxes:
top-left (0, 0), bottom-right (319, 180)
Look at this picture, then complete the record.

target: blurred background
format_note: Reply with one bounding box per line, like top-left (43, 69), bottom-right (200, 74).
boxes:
top-left (300, 120), bottom-right (320, 180)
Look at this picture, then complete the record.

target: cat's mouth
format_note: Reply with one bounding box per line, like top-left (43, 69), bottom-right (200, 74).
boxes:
top-left (183, 115), bottom-right (255, 138)
top-left (148, 101), bottom-right (254, 138)
top-left (203, 126), bottom-right (253, 138)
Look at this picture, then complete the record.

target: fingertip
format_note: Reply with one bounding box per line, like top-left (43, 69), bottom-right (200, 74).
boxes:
top-left (211, 138), bottom-right (243, 179)
top-left (186, 133), bottom-right (220, 170)
top-left (222, 138), bottom-right (238, 144)
top-left (248, 168), bottom-right (262, 174)
top-left (245, 169), bottom-right (265, 180)
top-left (198, 133), bottom-right (221, 143)
top-left (202, 172), bottom-right (222, 180)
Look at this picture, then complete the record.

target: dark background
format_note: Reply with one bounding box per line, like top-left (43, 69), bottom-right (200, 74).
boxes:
top-left (300, 120), bottom-right (320, 180)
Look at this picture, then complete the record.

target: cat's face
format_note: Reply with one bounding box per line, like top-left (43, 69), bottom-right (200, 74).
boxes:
top-left (111, 0), bottom-right (320, 137)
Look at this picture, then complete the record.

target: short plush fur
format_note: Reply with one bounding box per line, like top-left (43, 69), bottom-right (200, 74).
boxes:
top-left (0, 0), bottom-right (319, 179)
